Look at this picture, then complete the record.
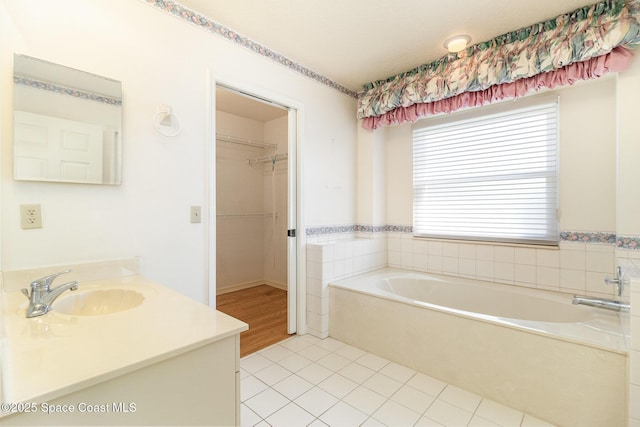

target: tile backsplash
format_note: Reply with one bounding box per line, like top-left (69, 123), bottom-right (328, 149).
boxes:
top-left (387, 234), bottom-right (621, 298)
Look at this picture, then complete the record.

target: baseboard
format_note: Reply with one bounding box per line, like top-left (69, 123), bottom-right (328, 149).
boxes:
top-left (264, 280), bottom-right (287, 291)
top-left (216, 279), bottom-right (287, 295)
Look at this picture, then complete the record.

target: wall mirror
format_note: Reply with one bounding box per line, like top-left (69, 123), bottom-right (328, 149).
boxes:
top-left (13, 54), bottom-right (122, 185)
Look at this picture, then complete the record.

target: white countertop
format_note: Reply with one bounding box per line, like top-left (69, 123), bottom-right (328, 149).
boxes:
top-left (1, 276), bottom-right (247, 407)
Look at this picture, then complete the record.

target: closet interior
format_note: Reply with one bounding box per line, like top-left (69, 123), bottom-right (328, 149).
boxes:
top-left (215, 86), bottom-right (290, 355)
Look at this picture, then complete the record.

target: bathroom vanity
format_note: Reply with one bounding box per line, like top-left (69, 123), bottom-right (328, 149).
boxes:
top-left (0, 271), bottom-right (247, 426)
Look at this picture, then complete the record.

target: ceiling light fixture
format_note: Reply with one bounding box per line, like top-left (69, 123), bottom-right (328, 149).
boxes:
top-left (444, 35), bottom-right (471, 53)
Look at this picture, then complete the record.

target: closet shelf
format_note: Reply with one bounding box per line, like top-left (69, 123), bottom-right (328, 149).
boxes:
top-left (217, 212), bottom-right (276, 218)
top-left (248, 152), bottom-right (288, 166)
top-left (216, 133), bottom-right (278, 151)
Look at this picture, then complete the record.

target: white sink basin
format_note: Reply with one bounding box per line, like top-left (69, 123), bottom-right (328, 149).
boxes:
top-left (54, 289), bottom-right (144, 316)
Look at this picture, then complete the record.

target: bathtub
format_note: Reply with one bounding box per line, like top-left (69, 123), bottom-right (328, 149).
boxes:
top-left (329, 268), bottom-right (628, 427)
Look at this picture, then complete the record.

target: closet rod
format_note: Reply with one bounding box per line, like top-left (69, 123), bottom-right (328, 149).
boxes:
top-left (216, 212), bottom-right (276, 218)
top-left (216, 133), bottom-right (278, 150)
top-left (249, 152), bottom-right (288, 165)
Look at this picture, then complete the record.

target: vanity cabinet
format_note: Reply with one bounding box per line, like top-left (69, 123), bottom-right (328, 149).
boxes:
top-left (1, 334), bottom-right (242, 426)
top-left (1, 272), bottom-right (248, 426)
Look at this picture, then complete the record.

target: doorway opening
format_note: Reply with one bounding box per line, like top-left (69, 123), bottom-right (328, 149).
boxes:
top-left (214, 84), bottom-right (297, 356)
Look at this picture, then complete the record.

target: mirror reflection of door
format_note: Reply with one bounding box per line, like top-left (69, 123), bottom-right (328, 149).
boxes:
top-left (14, 111), bottom-right (105, 183)
top-left (12, 54), bottom-right (122, 185)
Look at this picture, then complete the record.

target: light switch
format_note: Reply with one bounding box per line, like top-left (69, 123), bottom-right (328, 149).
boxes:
top-left (190, 206), bottom-right (201, 224)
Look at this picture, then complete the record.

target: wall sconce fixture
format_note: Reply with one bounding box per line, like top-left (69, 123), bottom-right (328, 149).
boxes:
top-left (443, 35), bottom-right (471, 53)
top-left (153, 104), bottom-right (181, 137)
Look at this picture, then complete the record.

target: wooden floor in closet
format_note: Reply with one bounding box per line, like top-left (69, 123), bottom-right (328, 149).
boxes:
top-left (217, 284), bottom-right (291, 357)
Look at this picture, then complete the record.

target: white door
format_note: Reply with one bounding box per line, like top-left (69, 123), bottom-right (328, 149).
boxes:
top-left (287, 108), bottom-right (297, 334)
top-left (14, 111), bottom-right (104, 183)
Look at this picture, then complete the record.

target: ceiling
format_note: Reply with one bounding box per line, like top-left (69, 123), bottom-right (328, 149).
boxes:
top-left (216, 86), bottom-right (288, 122)
top-left (179, 0), bottom-right (595, 92)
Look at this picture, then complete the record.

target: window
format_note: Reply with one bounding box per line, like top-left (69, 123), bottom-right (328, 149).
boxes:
top-left (412, 98), bottom-right (559, 245)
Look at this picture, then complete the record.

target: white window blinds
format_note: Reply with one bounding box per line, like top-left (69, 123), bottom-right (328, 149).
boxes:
top-left (412, 100), bottom-right (559, 245)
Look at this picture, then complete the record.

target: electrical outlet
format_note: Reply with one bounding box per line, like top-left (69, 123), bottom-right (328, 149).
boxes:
top-left (190, 206), bottom-right (201, 224)
top-left (20, 204), bottom-right (43, 229)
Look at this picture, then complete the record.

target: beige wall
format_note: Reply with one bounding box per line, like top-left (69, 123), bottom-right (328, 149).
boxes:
top-left (0, 0), bottom-right (358, 302)
top-left (352, 76), bottom-right (624, 299)
top-left (617, 49), bottom-right (640, 238)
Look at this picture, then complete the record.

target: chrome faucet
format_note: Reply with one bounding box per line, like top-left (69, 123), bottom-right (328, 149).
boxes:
top-left (572, 295), bottom-right (630, 312)
top-left (572, 266), bottom-right (631, 312)
top-left (604, 266), bottom-right (628, 297)
top-left (21, 270), bottom-right (79, 318)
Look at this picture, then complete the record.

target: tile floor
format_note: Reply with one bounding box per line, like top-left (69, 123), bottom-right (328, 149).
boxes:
top-left (240, 334), bottom-right (556, 427)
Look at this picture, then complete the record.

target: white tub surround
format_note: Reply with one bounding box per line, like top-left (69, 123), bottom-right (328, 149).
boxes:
top-left (630, 276), bottom-right (640, 427)
top-left (329, 268), bottom-right (628, 427)
top-left (618, 256), bottom-right (640, 427)
top-left (1, 269), bottom-right (247, 426)
top-left (306, 238), bottom-right (387, 338)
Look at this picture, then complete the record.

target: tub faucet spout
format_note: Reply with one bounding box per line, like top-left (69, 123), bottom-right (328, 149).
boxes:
top-left (21, 270), bottom-right (79, 318)
top-left (572, 295), bottom-right (629, 312)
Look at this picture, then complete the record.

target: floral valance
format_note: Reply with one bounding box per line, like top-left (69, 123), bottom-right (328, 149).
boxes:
top-left (357, 0), bottom-right (640, 129)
